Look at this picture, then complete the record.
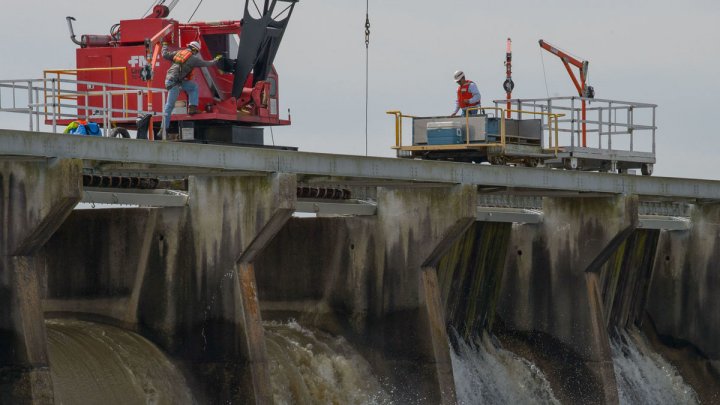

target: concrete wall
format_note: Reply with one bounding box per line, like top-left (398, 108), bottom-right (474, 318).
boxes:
top-left (645, 203), bottom-right (720, 402)
top-left (256, 185), bottom-right (477, 404)
top-left (496, 196), bottom-right (638, 404)
top-left (5, 154), bottom-right (720, 405)
top-left (41, 173), bottom-right (295, 404)
top-left (648, 204), bottom-right (720, 358)
top-left (1, 160), bottom-right (82, 404)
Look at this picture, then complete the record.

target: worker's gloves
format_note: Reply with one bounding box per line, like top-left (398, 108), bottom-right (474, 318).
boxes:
top-left (213, 55), bottom-right (222, 62)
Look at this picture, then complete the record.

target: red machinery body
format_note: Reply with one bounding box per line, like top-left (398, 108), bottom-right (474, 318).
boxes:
top-left (65, 0), bottom-right (297, 137)
top-left (73, 16), bottom-right (288, 128)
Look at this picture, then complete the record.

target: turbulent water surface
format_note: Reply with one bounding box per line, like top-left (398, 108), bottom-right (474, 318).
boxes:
top-left (611, 328), bottom-right (699, 405)
top-left (46, 319), bottom-right (195, 405)
top-left (450, 332), bottom-right (560, 405)
top-left (264, 320), bottom-right (392, 405)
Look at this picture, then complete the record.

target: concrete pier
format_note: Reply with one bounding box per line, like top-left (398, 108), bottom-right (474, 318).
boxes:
top-left (497, 196), bottom-right (638, 404)
top-left (41, 173), bottom-right (295, 404)
top-left (1, 160), bottom-right (82, 404)
top-left (256, 185), bottom-right (476, 404)
top-left (644, 203), bottom-right (720, 402)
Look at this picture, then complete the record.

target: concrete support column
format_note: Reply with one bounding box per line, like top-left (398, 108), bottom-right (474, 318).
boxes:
top-left (498, 196), bottom-right (638, 404)
top-left (138, 173), bottom-right (295, 404)
top-left (0, 160), bottom-right (82, 404)
top-left (645, 203), bottom-right (720, 402)
top-left (374, 184), bottom-right (476, 404)
top-left (648, 203), bottom-right (720, 357)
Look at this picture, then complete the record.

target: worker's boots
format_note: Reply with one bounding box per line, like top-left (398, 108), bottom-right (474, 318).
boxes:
top-left (188, 105), bottom-right (199, 115)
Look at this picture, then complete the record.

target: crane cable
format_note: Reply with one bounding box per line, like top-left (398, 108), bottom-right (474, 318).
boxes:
top-left (142, 0), bottom-right (161, 18)
top-left (364, 0), bottom-right (371, 156)
top-left (540, 47), bottom-right (550, 99)
top-left (188, 0), bottom-right (205, 22)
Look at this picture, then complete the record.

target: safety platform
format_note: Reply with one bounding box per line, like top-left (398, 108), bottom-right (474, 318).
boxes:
top-left (388, 96), bottom-right (656, 175)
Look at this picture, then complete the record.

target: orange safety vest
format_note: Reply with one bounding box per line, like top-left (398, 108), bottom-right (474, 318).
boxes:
top-left (173, 49), bottom-right (195, 80)
top-left (457, 80), bottom-right (480, 109)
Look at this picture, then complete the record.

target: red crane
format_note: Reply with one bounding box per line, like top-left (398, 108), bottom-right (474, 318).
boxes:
top-left (538, 39), bottom-right (594, 147)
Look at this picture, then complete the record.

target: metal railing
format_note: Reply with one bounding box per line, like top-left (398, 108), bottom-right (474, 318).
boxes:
top-left (495, 97), bottom-right (657, 154)
top-left (387, 106), bottom-right (563, 155)
top-left (0, 76), bottom-right (166, 137)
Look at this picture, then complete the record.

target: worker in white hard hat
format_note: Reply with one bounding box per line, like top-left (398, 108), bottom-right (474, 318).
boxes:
top-left (451, 70), bottom-right (481, 117)
top-left (160, 40), bottom-right (222, 138)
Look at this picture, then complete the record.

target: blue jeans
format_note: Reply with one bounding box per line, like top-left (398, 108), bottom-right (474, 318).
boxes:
top-left (163, 80), bottom-right (198, 130)
top-left (462, 108), bottom-right (479, 116)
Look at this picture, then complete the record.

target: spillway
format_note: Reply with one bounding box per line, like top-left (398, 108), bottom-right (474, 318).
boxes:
top-left (449, 331), bottom-right (560, 405)
top-left (46, 319), bottom-right (195, 405)
top-left (611, 328), bottom-right (699, 405)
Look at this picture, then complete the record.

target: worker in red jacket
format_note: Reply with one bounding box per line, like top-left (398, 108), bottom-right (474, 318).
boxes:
top-left (451, 70), bottom-right (481, 117)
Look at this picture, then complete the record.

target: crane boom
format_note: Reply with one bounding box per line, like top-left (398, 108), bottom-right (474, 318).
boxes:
top-left (231, 0), bottom-right (298, 98)
top-left (539, 39), bottom-right (593, 147)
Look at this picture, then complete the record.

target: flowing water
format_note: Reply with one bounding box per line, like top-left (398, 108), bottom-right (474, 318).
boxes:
top-left (611, 328), bottom-right (699, 405)
top-left (51, 318), bottom-right (694, 405)
top-left (264, 320), bottom-right (392, 405)
top-left (449, 332), bottom-right (560, 405)
top-left (46, 319), bottom-right (195, 405)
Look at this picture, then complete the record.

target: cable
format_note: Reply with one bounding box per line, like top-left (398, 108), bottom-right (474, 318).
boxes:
top-left (142, 0), bottom-right (160, 18)
top-left (364, 0), bottom-right (370, 156)
top-left (188, 0), bottom-right (205, 22)
top-left (540, 47), bottom-right (550, 99)
top-left (270, 126), bottom-right (275, 146)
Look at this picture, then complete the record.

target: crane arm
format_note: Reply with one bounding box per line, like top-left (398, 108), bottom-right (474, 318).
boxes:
top-left (539, 39), bottom-right (589, 96)
top-left (538, 39), bottom-right (592, 147)
top-left (231, 0), bottom-right (298, 98)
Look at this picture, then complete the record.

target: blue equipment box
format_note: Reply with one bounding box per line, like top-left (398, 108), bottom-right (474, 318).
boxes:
top-left (427, 122), bottom-right (464, 145)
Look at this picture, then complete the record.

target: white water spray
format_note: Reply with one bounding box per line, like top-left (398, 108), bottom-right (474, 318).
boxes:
top-left (264, 320), bottom-right (392, 405)
top-left (449, 332), bottom-right (560, 405)
top-left (611, 328), bottom-right (699, 405)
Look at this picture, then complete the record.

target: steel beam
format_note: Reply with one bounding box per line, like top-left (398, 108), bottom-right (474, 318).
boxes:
top-left (296, 199), bottom-right (377, 216)
top-left (82, 188), bottom-right (188, 207)
top-left (2, 130), bottom-right (720, 201)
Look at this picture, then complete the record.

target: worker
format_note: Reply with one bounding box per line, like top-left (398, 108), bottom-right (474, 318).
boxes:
top-left (451, 70), bottom-right (481, 117)
top-left (161, 41), bottom-right (221, 136)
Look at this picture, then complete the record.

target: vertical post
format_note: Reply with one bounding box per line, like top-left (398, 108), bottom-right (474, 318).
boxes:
top-left (608, 101), bottom-right (617, 150)
top-left (505, 38), bottom-right (512, 119)
top-left (27, 80), bottom-right (33, 131)
top-left (598, 108), bottom-right (603, 149)
top-left (581, 98), bottom-right (587, 147)
top-left (517, 100), bottom-right (522, 120)
top-left (652, 106), bottom-right (656, 155)
top-left (571, 97), bottom-right (576, 148)
top-left (547, 99), bottom-right (553, 149)
top-left (34, 88), bottom-right (40, 132)
top-left (107, 89), bottom-right (113, 137)
top-left (51, 79), bottom-right (57, 133)
top-left (629, 106), bottom-right (634, 152)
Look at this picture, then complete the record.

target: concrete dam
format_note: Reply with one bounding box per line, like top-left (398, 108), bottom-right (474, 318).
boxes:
top-left (2, 129), bottom-right (720, 404)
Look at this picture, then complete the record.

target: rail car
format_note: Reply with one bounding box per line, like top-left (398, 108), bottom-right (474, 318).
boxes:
top-left (388, 96), bottom-right (657, 175)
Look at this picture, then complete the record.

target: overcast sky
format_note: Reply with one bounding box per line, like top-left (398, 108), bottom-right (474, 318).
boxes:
top-left (1, 0), bottom-right (718, 179)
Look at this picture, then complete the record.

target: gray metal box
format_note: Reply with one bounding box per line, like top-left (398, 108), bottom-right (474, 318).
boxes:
top-left (518, 119), bottom-right (542, 140)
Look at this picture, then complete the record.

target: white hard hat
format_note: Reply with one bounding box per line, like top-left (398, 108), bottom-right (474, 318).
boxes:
top-left (453, 70), bottom-right (465, 82)
top-left (188, 41), bottom-right (201, 51)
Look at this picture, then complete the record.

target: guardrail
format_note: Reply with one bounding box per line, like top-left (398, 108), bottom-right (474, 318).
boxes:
top-left (495, 97), bottom-right (657, 154)
top-left (0, 76), bottom-right (166, 138)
